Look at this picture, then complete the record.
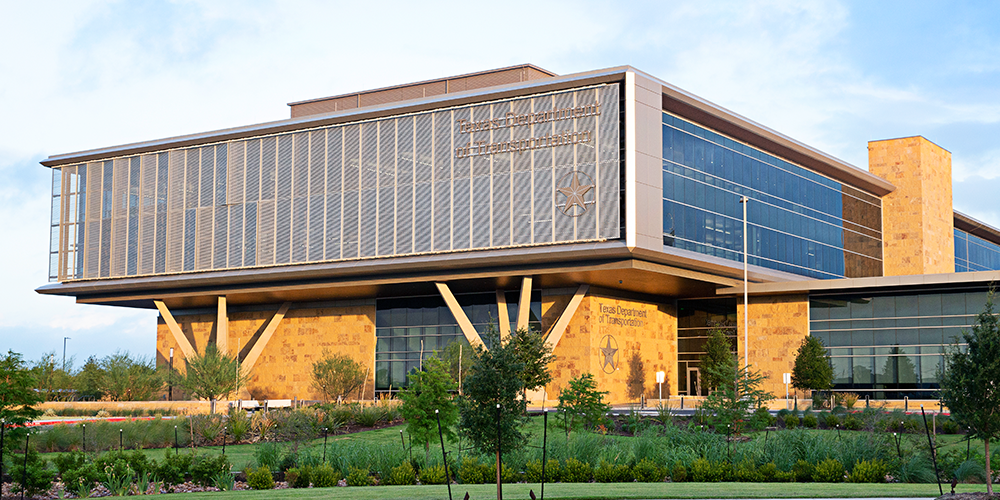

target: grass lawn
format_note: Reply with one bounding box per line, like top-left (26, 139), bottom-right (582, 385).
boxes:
top-left (165, 481), bottom-right (984, 500)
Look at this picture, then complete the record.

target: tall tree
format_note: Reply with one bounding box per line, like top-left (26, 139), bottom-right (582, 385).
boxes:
top-left (701, 326), bottom-right (735, 393)
top-left (398, 358), bottom-right (458, 463)
top-left (458, 329), bottom-right (529, 456)
top-left (506, 326), bottom-right (555, 394)
top-left (311, 351), bottom-right (367, 402)
top-left (180, 344), bottom-right (246, 401)
top-left (941, 292), bottom-right (1000, 495)
top-left (791, 336), bottom-right (834, 396)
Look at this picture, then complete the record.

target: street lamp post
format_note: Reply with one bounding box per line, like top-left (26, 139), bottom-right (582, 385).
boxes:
top-left (168, 348), bottom-right (174, 401)
top-left (62, 337), bottom-right (71, 371)
top-left (655, 371), bottom-right (665, 404)
top-left (740, 196), bottom-right (749, 369)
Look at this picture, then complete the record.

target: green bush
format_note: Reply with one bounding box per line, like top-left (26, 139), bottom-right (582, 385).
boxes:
top-left (11, 449), bottom-right (55, 499)
top-left (750, 407), bottom-right (775, 430)
top-left (671, 462), bottom-right (687, 482)
top-left (458, 456), bottom-right (491, 484)
top-left (803, 414), bottom-right (818, 428)
top-left (758, 462), bottom-right (794, 482)
top-left (386, 461), bottom-right (417, 486)
top-left (562, 457), bottom-right (592, 483)
top-left (525, 459), bottom-right (561, 483)
top-left (501, 463), bottom-right (519, 484)
top-left (793, 459), bottom-right (815, 482)
top-left (690, 458), bottom-right (730, 482)
top-left (813, 458), bottom-right (845, 483)
top-left (783, 414), bottom-right (799, 429)
top-left (849, 459), bottom-right (887, 483)
top-left (942, 419), bottom-right (961, 434)
top-left (311, 463), bottom-right (340, 487)
top-left (419, 464), bottom-right (449, 485)
top-left (190, 454), bottom-right (231, 487)
top-left (246, 465), bottom-right (275, 490)
top-left (632, 458), bottom-right (663, 482)
top-left (594, 459), bottom-right (631, 483)
top-left (346, 465), bottom-right (373, 486)
top-left (843, 414), bottom-right (863, 430)
top-left (61, 462), bottom-right (100, 492)
top-left (157, 449), bottom-right (193, 486)
top-left (736, 459), bottom-right (764, 482)
top-left (285, 466), bottom-right (311, 488)
top-left (824, 413), bottom-right (840, 428)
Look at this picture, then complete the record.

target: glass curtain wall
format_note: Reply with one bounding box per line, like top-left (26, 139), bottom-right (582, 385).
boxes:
top-left (954, 228), bottom-right (1000, 272)
top-left (374, 291), bottom-right (541, 393)
top-left (810, 290), bottom-right (987, 399)
top-left (662, 112), bottom-right (883, 279)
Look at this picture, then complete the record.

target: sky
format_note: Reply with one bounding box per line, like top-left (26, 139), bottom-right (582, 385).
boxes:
top-left (2, 0), bottom-right (999, 367)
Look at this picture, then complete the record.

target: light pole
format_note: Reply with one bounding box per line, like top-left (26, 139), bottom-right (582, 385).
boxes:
top-left (62, 337), bottom-right (71, 371)
top-left (655, 371), bottom-right (665, 404)
top-left (740, 196), bottom-right (749, 369)
top-left (168, 348), bottom-right (174, 401)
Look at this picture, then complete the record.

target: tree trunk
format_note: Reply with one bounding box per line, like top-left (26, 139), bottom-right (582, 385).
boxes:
top-left (987, 438), bottom-right (992, 495)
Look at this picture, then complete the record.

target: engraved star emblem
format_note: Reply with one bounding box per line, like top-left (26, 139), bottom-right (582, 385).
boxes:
top-left (557, 171), bottom-right (594, 215)
top-left (600, 336), bottom-right (618, 371)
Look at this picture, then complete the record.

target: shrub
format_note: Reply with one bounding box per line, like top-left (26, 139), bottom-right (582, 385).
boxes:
top-left (750, 407), bottom-right (775, 430)
top-left (557, 373), bottom-right (610, 436)
top-left (311, 351), bottom-right (367, 402)
top-left (594, 459), bottom-right (631, 483)
top-left (310, 463), bottom-right (339, 487)
top-left (759, 462), bottom-right (794, 482)
top-left (942, 419), bottom-right (961, 434)
top-left (157, 449), bottom-right (193, 486)
top-left (386, 461), bottom-right (417, 485)
top-left (632, 458), bottom-right (663, 482)
top-left (562, 457), bottom-right (592, 483)
top-left (53, 450), bottom-right (88, 475)
top-left (671, 462), bottom-right (687, 482)
top-left (501, 463), bottom-right (519, 483)
top-left (525, 459), bottom-right (561, 483)
top-left (824, 413), bottom-right (840, 429)
top-left (736, 459), bottom-right (764, 482)
top-left (61, 462), bottom-right (100, 492)
top-left (346, 465), bottom-right (373, 486)
top-left (849, 459), bottom-right (887, 483)
top-left (843, 415), bottom-right (863, 430)
top-left (285, 466), bottom-right (311, 488)
top-left (458, 456), bottom-right (491, 484)
top-left (803, 414), bottom-right (818, 428)
top-left (793, 460), bottom-right (815, 482)
top-left (190, 454), bottom-right (231, 487)
top-left (690, 458), bottom-right (729, 482)
top-left (420, 464), bottom-right (448, 485)
top-left (783, 414), bottom-right (798, 429)
top-left (813, 458), bottom-right (845, 483)
top-left (246, 465), bottom-right (274, 490)
top-left (11, 449), bottom-right (55, 499)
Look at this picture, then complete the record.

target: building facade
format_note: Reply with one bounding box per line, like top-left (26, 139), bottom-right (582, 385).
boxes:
top-left (39, 64), bottom-right (1000, 403)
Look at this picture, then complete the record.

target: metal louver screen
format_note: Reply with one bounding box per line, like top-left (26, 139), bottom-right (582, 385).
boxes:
top-left (52, 84), bottom-right (620, 281)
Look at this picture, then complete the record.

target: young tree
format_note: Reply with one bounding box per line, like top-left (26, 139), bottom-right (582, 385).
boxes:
top-left (458, 329), bottom-right (529, 456)
top-left (506, 326), bottom-right (555, 395)
top-left (791, 336), bottom-right (833, 398)
top-left (311, 351), bottom-right (368, 402)
top-left (701, 326), bottom-right (735, 393)
top-left (31, 352), bottom-right (75, 402)
top-left (99, 351), bottom-right (162, 401)
top-left (180, 344), bottom-right (246, 401)
top-left (556, 373), bottom-right (610, 437)
top-left (75, 355), bottom-right (105, 401)
top-left (625, 350), bottom-right (645, 403)
top-left (941, 293), bottom-right (1000, 495)
top-left (432, 340), bottom-right (475, 391)
top-left (0, 350), bottom-right (43, 428)
top-left (701, 363), bottom-right (774, 435)
top-left (398, 358), bottom-right (458, 462)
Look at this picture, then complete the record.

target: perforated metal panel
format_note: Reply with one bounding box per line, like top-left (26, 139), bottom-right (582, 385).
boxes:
top-left (52, 84), bottom-right (620, 281)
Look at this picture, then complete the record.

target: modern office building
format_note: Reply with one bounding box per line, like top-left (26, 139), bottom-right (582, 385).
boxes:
top-left (38, 64), bottom-right (1000, 403)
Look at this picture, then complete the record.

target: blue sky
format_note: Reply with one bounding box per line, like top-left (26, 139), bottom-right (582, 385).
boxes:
top-left (2, 0), bottom-right (998, 366)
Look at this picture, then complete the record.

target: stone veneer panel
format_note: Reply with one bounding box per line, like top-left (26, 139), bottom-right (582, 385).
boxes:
top-left (869, 136), bottom-right (954, 276)
top-left (157, 303), bottom-right (376, 401)
top-left (546, 292), bottom-right (677, 404)
top-left (737, 294), bottom-right (809, 398)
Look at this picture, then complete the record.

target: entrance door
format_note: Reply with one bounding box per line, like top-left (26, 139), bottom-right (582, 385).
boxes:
top-left (688, 368), bottom-right (702, 396)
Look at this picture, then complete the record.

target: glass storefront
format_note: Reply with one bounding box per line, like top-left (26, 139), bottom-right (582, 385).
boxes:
top-left (676, 298), bottom-right (737, 396)
top-left (374, 291), bottom-right (541, 392)
top-left (955, 227), bottom-right (1000, 272)
top-left (662, 112), bottom-right (883, 279)
top-left (810, 290), bottom-right (985, 399)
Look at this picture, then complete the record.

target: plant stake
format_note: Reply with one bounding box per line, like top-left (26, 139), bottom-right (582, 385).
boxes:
top-left (921, 406), bottom-right (943, 496)
top-left (435, 409), bottom-right (452, 500)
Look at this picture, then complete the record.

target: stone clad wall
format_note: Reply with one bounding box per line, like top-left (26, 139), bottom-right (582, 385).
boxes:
top-left (737, 294), bottom-right (809, 399)
top-left (869, 136), bottom-right (954, 276)
top-left (156, 303), bottom-right (376, 401)
top-left (546, 291), bottom-right (676, 404)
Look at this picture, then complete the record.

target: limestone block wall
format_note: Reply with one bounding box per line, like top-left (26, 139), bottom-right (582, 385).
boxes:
top-left (156, 303), bottom-right (376, 401)
top-left (737, 294), bottom-right (809, 398)
top-left (869, 136), bottom-right (954, 276)
top-left (546, 292), bottom-right (676, 404)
